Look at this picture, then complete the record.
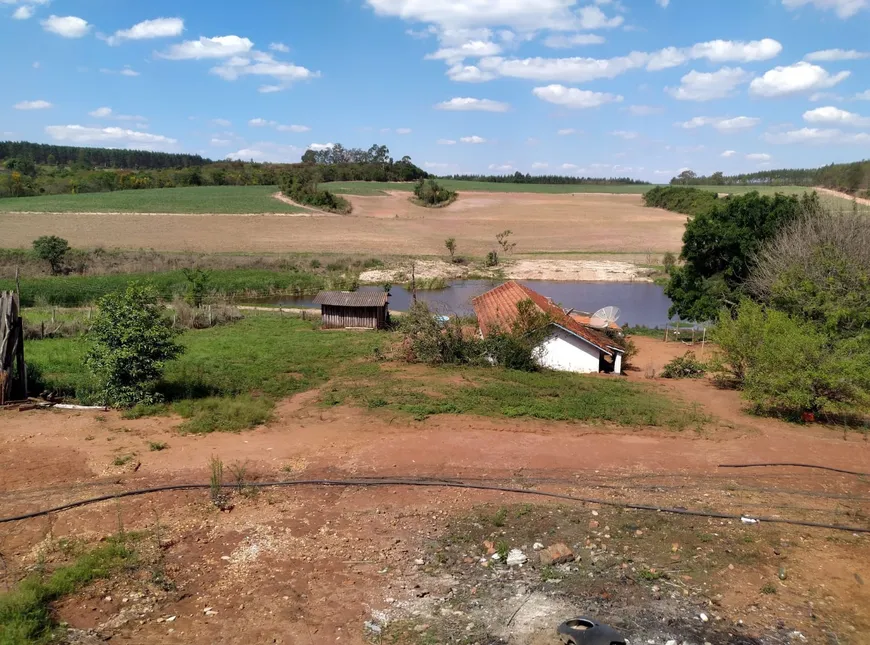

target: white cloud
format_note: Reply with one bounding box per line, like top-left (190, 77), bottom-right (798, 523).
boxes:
top-left (426, 40), bottom-right (502, 64)
top-left (533, 84), bottom-right (623, 108)
top-left (809, 91), bottom-right (842, 101)
top-left (805, 48), bottom-right (869, 61)
top-left (532, 162), bottom-right (549, 169)
top-left (677, 116), bottom-right (760, 131)
top-left (577, 5), bottom-right (623, 29)
top-left (446, 64), bottom-right (497, 82)
top-left (746, 153), bottom-right (772, 161)
top-left (657, 0), bottom-right (671, 6)
top-left (625, 105), bottom-right (663, 116)
top-left (88, 107), bottom-right (147, 122)
top-left (45, 125), bottom-right (176, 147)
top-left (489, 163), bottom-right (514, 171)
top-left (857, 90), bottom-right (870, 100)
top-left (308, 143), bottom-right (335, 151)
top-left (14, 99), bottom-right (52, 110)
top-left (803, 106), bottom-right (870, 127)
top-left (259, 85), bottom-right (283, 93)
top-left (763, 127), bottom-right (870, 144)
top-left (689, 38), bottom-right (782, 64)
top-left (277, 124), bottom-right (311, 133)
top-left (211, 138), bottom-right (231, 146)
top-left (721, 150), bottom-right (737, 157)
top-left (158, 36), bottom-right (254, 60)
top-left (106, 17), bottom-right (184, 46)
top-left (782, 0), bottom-right (869, 18)
top-left (226, 142), bottom-right (305, 163)
top-left (249, 118), bottom-right (275, 127)
top-left (435, 97), bottom-right (510, 112)
top-left (460, 135), bottom-right (487, 144)
top-left (269, 42), bottom-right (290, 53)
top-left (749, 62), bottom-right (850, 98)
top-left (543, 33), bottom-right (605, 48)
top-left (211, 118), bottom-right (232, 127)
top-left (557, 128), bottom-right (577, 135)
top-left (396, 128), bottom-right (412, 135)
top-left (41, 15), bottom-right (91, 38)
top-left (610, 130), bottom-right (638, 139)
top-left (668, 67), bottom-right (751, 101)
top-left (437, 138), bottom-right (457, 145)
top-left (561, 163), bottom-right (581, 170)
top-left (210, 52), bottom-right (319, 90)
top-left (13, 5), bottom-right (33, 19)
top-left (120, 67), bottom-right (140, 77)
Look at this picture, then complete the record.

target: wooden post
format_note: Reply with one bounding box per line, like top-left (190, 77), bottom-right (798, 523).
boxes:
top-left (208, 305), bottom-right (213, 327)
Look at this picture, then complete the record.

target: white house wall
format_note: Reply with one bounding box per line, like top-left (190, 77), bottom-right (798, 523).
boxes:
top-left (537, 327), bottom-right (602, 374)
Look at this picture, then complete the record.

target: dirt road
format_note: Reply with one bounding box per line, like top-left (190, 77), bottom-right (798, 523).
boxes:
top-left (0, 191), bottom-right (686, 256)
top-left (1, 339), bottom-right (867, 644)
top-left (814, 187), bottom-right (870, 207)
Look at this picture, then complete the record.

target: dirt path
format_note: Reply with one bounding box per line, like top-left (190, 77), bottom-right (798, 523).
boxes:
top-left (270, 191), bottom-right (339, 216)
top-left (814, 186), bottom-right (870, 206)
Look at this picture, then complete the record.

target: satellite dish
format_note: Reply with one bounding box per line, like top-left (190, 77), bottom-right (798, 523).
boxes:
top-left (589, 306), bottom-right (621, 329)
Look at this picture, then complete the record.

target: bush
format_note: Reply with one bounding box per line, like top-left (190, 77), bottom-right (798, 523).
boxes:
top-left (280, 170), bottom-right (352, 214)
top-left (661, 352), bottom-right (707, 379)
top-left (182, 268), bottom-right (211, 307)
top-left (399, 301), bottom-right (483, 365)
top-left (643, 186), bottom-right (719, 216)
top-left (413, 178), bottom-right (457, 207)
top-left (32, 235), bottom-right (70, 275)
top-left (86, 284), bottom-right (184, 407)
top-left (485, 250), bottom-right (499, 267)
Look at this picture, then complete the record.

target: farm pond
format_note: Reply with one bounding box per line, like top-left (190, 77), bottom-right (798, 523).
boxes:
top-left (248, 280), bottom-right (675, 328)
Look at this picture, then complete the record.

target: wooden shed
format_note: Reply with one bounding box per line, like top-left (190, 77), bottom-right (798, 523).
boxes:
top-left (313, 290), bottom-right (389, 330)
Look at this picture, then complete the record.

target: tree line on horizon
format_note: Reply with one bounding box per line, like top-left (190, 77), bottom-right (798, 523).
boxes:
top-left (671, 160), bottom-right (870, 197)
top-left (442, 172), bottom-right (650, 185)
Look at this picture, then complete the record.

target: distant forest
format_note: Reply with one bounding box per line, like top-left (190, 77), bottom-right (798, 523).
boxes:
top-left (672, 160), bottom-right (870, 197)
top-left (0, 141), bottom-right (426, 198)
top-left (442, 172), bottom-right (650, 185)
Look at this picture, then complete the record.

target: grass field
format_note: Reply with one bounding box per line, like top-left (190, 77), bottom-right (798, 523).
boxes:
top-left (0, 186), bottom-right (306, 214)
top-left (25, 315), bottom-right (703, 433)
top-left (0, 268), bottom-right (350, 306)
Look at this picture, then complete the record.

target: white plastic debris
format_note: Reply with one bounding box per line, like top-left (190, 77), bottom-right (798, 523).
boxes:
top-left (699, 612), bottom-right (709, 623)
top-left (740, 517), bottom-right (759, 524)
top-left (506, 549), bottom-right (528, 566)
top-left (533, 542), bottom-right (544, 551)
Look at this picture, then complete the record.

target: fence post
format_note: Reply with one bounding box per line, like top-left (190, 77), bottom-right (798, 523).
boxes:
top-left (208, 305), bottom-right (213, 327)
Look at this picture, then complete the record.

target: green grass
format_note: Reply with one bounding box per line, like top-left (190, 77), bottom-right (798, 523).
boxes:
top-left (1, 268), bottom-right (343, 307)
top-left (0, 186), bottom-right (305, 214)
top-left (0, 537), bottom-right (137, 645)
top-left (25, 314), bottom-right (703, 433)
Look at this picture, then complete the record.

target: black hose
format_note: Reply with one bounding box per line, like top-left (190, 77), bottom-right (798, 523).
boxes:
top-left (719, 463), bottom-right (870, 477)
top-left (1, 477), bottom-right (869, 534)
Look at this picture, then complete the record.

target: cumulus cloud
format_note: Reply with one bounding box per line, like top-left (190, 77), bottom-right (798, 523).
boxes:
top-left (269, 42), bottom-right (290, 53)
top-left (249, 118), bottom-right (311, 132)
top-left (158, 36), bottom-right (254, 60)
top-left (782, 0), bottom-right (869, 19)
top-left (803, 106), bottom-right (870, 127)
top-left (211, 138), bottom-right (231, 146)
top-left (746, 153), bottom-right (772, 161)
top-left (763, 127), bottom-right (870, 144)
top-left (209, 51), bottom-right (320, 90)
top-left (460, 135), bottom-right (487, 144)
top-left (426, 40), bottom-right (502, 64)
top-left (13, 5), bottom-right (34, 19)
top-left (45, 125), bottom-right (176, 148)
top-left (211, 118), bottom-right (232, 127)
top-left (437, 139), bottom-right (457, 145)
top-left (577, 5), bottom-right (623, 29)
top-left (857, 90), bottom-right (870, 100)
top-left (532, 84), bottom-right (623, 108)
top-left (88, 106), bottom-right (147, 122)
top-left (225, 142), bottom-right (305, 162)
top-left (14, 99), bottom-right (52, 110)
top-left (308, 143), bottom-right (335, 151)
top-left (668, 67), bottom-right (751, 101)
top-left (543, 33), bottom-right (605, 48)
top-left (749, 62), bottom-right (850, 98)
top-left (435, 97), bottom-right (510, 112)
top-left (106, 17), bottom-right (184, 46)
top-left (446, 64), bottom-right (497, 82)
top-left (41, 15), bottom-right (91, 38)
top-left (489, 163), bottom-right (514, 171)
top-left (721, 150), bottom-right (737, 157)
top-left (804, 48), bottom-right (869, 61)
top-left (676, 116), bottom-right (761, 131)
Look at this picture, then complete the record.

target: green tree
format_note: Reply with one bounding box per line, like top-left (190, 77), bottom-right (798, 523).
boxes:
top-left (32, 235), bottom-right (71, 275)
top-left (665, 191), bottom-right (821, 321)
top-left (445, 237), bottom-right (457, 262)
top-left (182, 268), bottom-right (211, 307)
top-left (662, 252), bottom-right (676, 274)
top-left (86, 284), bottom-right (183, 407)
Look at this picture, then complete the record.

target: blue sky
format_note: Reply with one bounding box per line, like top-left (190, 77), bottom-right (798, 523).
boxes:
top-left (3, 0), bottom-right (869, 182)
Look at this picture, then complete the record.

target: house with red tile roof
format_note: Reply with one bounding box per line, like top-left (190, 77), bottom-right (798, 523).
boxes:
top-left (472, 281), bottom-right (626, 374)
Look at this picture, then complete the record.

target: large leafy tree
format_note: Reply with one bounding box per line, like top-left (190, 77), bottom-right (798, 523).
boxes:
top-left (665, 191), bottom-right (821, 321)
top-left (86, 284), bottom-right (183, 407)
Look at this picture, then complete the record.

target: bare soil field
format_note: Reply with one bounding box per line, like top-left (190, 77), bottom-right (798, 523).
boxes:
top-left (1, 339), bottom-right (868, 644)
top-left (0, 191), bottom-right (687, 256)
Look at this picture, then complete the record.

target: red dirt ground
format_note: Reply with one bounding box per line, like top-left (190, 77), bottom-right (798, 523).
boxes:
top-left (0, 338), bottom-right (867, 644)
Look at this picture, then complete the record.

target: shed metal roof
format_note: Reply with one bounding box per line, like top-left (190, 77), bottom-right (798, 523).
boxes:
top-left (313, 291), bottom-right (389, 307)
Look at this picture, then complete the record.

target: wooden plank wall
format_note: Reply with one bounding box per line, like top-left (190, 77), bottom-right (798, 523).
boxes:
top-left (321, 305), bottom-right (386, 329)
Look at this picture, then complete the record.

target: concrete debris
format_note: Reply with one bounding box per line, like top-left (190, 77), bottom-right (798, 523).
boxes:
top-left (505, 549), bottom-right (527, 566)
top-left (539, 543), bottom-right (574, 566)
top-left (533, 542), bottom-right (544, 551)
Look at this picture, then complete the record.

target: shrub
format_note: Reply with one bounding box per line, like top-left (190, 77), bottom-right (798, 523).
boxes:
top-left (182, 268), bottom-right (211, 307)
top-left (86, 284), bottom-right (184, 407)
top-left (485, 250), bottom-right (499, 267)
top-left (32, 235), bottom-right (70, 275)
top-left (661, 352), bottom-right (707, 379)
top-left (399, 301), bottom-right (482, 366)
top-left (413, 178), bottom-right (457, 207)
